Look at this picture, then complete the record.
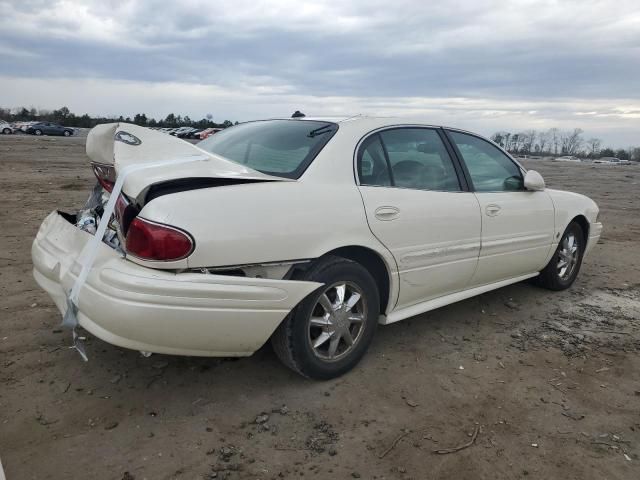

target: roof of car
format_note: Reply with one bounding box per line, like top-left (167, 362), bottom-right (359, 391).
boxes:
top-left (270, 115), bottom-right (449, 131)
top-left (249, 116), bottom-right (492, 142)
top-left (289, 115), bottom-right (437, 125)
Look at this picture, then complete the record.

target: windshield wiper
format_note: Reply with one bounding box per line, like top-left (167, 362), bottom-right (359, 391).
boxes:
top-left (307, 124), bottom-right (335, 138)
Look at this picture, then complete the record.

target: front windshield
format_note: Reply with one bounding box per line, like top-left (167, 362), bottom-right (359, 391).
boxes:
top-left (197, 119), bottom-right (338, 179)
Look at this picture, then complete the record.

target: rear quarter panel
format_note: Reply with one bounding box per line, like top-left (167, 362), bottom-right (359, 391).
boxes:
top-left (138, 180), bottom-right (397, 272)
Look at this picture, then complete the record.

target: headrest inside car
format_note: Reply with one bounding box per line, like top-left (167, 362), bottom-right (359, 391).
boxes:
top-left (417, 143), bottom-right (441, 154)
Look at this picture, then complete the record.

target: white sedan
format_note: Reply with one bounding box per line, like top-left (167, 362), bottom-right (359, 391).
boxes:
top-left (32, 117), bottom-right (602, 379)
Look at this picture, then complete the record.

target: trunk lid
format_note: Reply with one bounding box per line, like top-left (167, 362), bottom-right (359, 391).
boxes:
top-left (86, 123), bottom-right (288, 202)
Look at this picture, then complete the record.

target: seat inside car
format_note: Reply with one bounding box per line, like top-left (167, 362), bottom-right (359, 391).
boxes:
top-left (360, 137), bottom-right (459, 191)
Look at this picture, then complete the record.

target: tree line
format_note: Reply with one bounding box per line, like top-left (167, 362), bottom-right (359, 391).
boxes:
top-left (490, 128), bottom-right (639, 161)
top-left (2, 107), bottom-right (637, 160)
top-left (0, 106), bottom-right (237, 130)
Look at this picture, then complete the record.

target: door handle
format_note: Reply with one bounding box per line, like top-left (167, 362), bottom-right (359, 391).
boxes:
top-left (485, 204), bottom-right (501, 216)
top-left (375, 206), bottom-right (400, 221)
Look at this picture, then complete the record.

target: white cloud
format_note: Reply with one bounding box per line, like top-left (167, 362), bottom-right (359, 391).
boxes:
top-left (0, 0), bottom-right (639, 145)
top-left (2, 74), bottom-right (638, 146)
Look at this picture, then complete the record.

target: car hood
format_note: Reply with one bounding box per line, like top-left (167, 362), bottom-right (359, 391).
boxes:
top-left (86, 123), bottom-right (289, 199)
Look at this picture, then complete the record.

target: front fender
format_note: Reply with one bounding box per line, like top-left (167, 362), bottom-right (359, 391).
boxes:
top-left (546, 189), bottom-right (599, 233)
top-left (545, 189), bottom-right (601, 258)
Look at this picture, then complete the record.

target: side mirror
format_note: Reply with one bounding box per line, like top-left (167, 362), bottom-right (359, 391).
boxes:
top-left (524, 170), bottom-right (545, 191)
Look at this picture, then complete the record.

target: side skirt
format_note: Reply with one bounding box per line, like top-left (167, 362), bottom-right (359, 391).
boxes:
top-left (380, 272), bottom-right (538, 325)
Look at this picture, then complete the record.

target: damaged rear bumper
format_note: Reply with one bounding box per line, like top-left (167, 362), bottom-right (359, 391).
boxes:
top-left (32, 211), bottom-right (320, 357)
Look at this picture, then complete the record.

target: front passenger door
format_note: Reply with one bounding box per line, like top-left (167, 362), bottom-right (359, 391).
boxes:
top-left (446, 130), bottom-right (555, 286)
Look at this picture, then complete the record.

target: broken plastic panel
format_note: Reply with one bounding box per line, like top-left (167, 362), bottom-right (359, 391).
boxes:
top-left (75, 181), bottom-right (123, 252)
top-left (63, 125), bottom-right (213, 361)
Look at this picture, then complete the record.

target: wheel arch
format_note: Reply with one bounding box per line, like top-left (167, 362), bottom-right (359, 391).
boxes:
top-left (570, 214), bottom-right (590, 240)
top-left (319, 245), bottom-right (393, 315)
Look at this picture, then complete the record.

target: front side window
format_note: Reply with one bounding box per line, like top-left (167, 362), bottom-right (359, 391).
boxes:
top-left (357, 128), bottom-right (461, 191)
top-left (197, 120), bottom-right (338, 179)
top-left (448, 131), bottom-right (524, 192)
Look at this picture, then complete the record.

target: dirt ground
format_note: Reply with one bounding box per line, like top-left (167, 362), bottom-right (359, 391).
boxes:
top-left (1, 134), bottom-right (638, 480)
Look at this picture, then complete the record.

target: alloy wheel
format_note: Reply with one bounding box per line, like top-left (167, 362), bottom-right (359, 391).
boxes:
top-left (557, 232), bottom-right (579, 280)
top-left (307, 282), bottom-right (367, 361)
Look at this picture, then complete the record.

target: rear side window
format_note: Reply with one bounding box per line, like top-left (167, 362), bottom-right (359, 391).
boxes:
top-left (358, 135), bottom-right (391, 186)
top-left (197, 120), bottom-right (338, 179)
top-left (448, 131), bottom-right (524, 192)
top-left (357, 128), bottom-right (461, 192)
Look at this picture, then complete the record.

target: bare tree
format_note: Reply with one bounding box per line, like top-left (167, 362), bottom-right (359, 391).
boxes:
top-left (560, 128), bottom-right (584, 155)
top-left (536, 130), bottom-right (549, 154)
top-left (488, 128), bottom-right (638, 161)
top-left (511, 133), bottom-right (523, 153)
top-left (491, 131), bottom-right (511, 150)
top-left (586, 137), bottom-right (602, 157)
top-left (548, 128), bottom-right (560, 156)
top-left (615, 148), bottom-right (630, 160)
top-left (503, 132), bottom-right (512, 151)
top-left (490, 132), bottom-right (507, 148)
top-left (520, 130), bottom-right (536, 155)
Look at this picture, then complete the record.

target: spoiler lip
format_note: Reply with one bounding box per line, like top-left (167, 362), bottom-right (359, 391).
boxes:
top-left (86, 123), bottom-right (291, 199)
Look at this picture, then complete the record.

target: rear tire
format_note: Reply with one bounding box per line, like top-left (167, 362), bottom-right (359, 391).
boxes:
top-left (63, 130), bottom-right (71, 137)
top-left (2, 128), bottom-right (10, 134)
top-left (271, 256), bottom-right (379, 379)
top-left (537, 221), bottom-right (585, 290)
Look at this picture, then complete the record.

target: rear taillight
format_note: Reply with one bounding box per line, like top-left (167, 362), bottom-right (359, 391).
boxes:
top-left (91, 162), bottom-right (115, 192)
top-left (115, 193), bottom-right (128, 223)
top-left (125, 217), bottom-right (194, 261)
top-left (114, 193), bottom-right (138, 234)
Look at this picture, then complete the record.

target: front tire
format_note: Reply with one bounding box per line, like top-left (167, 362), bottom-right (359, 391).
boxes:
top-left (63, 130), bottom-right (71, 137)
top-left (537, 221), bottom-right (585, 290)
top-left (271, 256), bottom-right (379, 379)
top-left (34, 129), bottom-right (42, 136)
top-left (2, 128), bottom-right (10, 134)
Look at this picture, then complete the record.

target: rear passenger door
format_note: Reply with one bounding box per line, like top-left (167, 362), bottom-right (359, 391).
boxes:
top-left (357, 127), bottom-right (481, 310)
top-left (446, 130), bottom-right (555, 286)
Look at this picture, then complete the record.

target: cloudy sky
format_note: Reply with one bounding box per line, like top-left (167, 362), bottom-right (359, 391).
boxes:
top-left (1, 0), bottom-right (639, 146)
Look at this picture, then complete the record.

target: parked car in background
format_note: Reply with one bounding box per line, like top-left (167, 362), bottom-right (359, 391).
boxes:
top-left (198, 127), bottom-right (222, 139)
top-left (13, 121), bottom-right (38, 132)
top-left (1, 121), bottom-right (14, 134)
top-left (594, 157), bottom-right (631, 165)
top-left (31, 118), bottom-right (602, 379)
top-left (26, 122), bottom-right (74, 136)
top-left (555, 156), bottom-right (581, 162)
top-left (169, 127), bottom-right (189, 136)
top-left (177, 127), bottom-right (198, 138)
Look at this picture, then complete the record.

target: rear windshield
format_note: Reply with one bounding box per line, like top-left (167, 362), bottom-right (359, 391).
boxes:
top-left (197, 119), bottom-right (338, 179)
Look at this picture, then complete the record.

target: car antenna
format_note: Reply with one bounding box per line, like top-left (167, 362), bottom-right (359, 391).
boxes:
top-left (291, 110), bottom-right (306, 118)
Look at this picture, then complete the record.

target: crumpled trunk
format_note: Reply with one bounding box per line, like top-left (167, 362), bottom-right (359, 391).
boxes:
top-left (86, 123), bottom-right (287, 203)
top-left (77, 122), bottom-right (290, 252)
